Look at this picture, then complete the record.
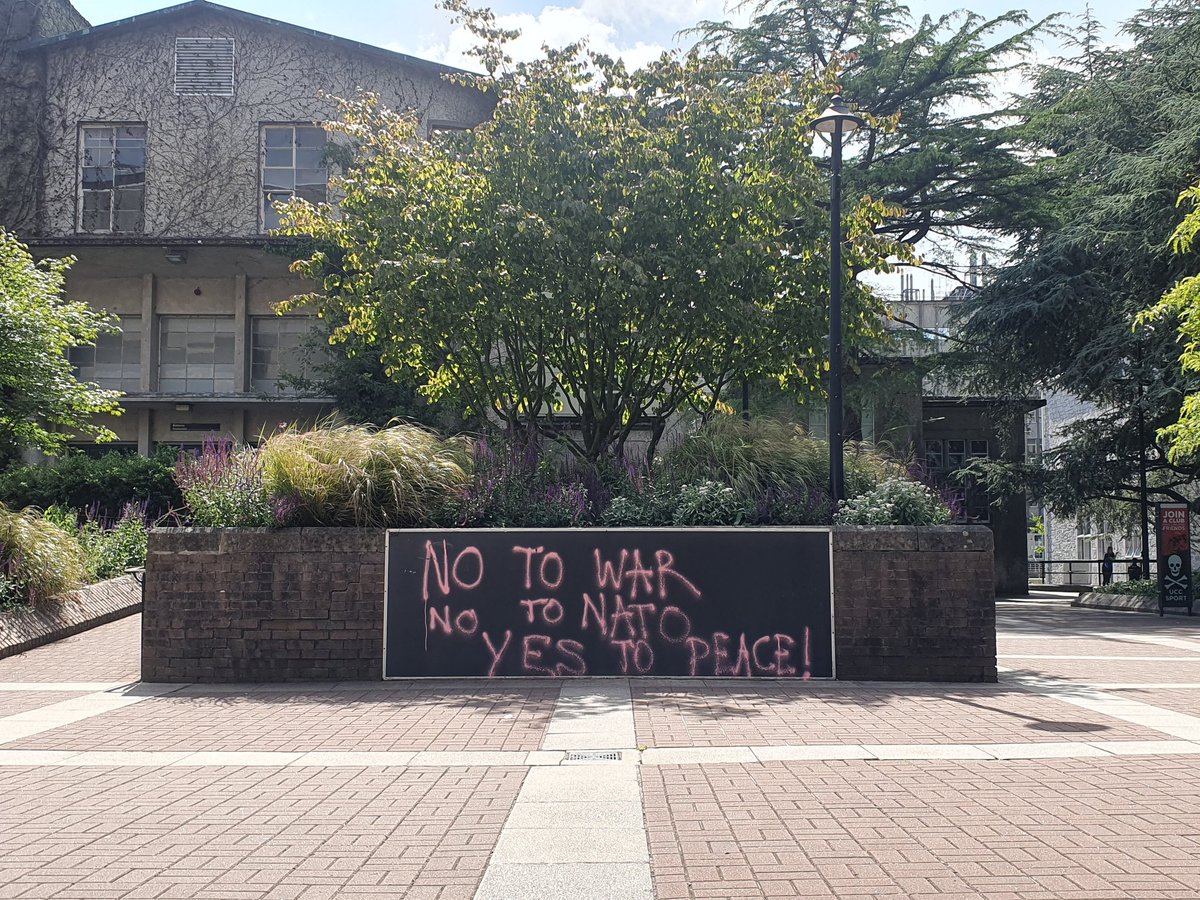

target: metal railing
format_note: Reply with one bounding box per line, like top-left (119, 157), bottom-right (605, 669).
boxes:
top-left (1028, 558), bottom-right (1158, 587)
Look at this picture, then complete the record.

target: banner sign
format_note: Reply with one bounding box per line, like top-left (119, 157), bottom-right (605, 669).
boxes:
top-left (384, 528), bottom-right (834, 678)
top-left (1156, 502), bottom-right (1194, 616)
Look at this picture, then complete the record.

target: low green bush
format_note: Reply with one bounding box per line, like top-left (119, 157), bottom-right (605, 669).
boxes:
top-left (1095, 579), bottom-right (1157, 597)
top-left (0, 448), bottom-right (180, 520)
top-left (834, 477), bottom-right (953, 526)
top-left (80, 509), bottom-right (149, 581)
top-left (261, 422), bottom-right (473, 527)
top-left (455, 437), bottom-right (598, 528)
top-left (45, 503), bottom-right (150, 581)
top-left (163, 418), bottom-right (950, 530)
top-left (0, 502), bottom-right (87, 603)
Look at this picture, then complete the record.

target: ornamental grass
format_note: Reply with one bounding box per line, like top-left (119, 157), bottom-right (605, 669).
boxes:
top-left (658, 416), bottom-right (907, 501)
top-left (0, 502), bottom-right (87, 603)
top-left (260, 422), bottom-right (473, 527)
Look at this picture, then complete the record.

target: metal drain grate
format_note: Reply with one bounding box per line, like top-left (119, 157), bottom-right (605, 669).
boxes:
top-left (564, 750), bottom-right (622, 762)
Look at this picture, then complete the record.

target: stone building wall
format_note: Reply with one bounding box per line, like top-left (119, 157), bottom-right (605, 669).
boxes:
top-left (0, 0), bottom-right (88, 229)
top-left (32, 6), bottom-right (492, 238)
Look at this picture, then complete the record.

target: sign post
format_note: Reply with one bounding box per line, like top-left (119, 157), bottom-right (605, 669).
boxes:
top-left (1156, 502), bottom-right (1193, 616)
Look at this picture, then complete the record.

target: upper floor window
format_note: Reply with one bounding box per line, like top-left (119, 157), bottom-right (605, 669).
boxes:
top-left (79, 125), bottom-right (145, 233)
top-left (158, 316), bottom-right (235, 394)
top-left (261, 125), bottom-right (327, 231)
top-left (175, 37), bottom-right (235, 96)
top-left (251, 316), bottom-right (323, 393)
top-left (69, 316), bottom-right (142, 392)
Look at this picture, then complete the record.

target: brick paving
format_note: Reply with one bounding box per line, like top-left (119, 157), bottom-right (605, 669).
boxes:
top-left (9, 684), bottom-right (559, 753)
top-left (643, 757), bottom-right (1200, 899)
top-left (997, 635), bottom-right (1199, 658)
top-left (631, 683), bottom-right (1162, 747)
top-left (2, 598), bottom-right (1200, 898)
top-left (0, 615), bottom-right (140, 683)
top-left (0, 691), bottom-right (88, 717)
top-left (1001, 657), bottom-right (1200, 684)
top-left (0, 764), bottom-right (525, 899)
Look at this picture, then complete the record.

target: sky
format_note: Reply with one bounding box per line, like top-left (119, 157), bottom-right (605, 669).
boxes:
top-left (74, 0), bottom-right (1138, 73)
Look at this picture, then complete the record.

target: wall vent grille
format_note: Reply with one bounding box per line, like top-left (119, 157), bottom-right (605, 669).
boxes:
top-left (174, 37), bottom-right (235, 96)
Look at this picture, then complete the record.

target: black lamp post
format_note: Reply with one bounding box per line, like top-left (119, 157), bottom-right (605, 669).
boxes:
top-left (810, 96), bottom-right (866, 510)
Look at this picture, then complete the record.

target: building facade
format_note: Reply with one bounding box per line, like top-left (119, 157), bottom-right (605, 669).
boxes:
top-left (882, 270), bottom-right (1040, 596)
top-left (1, 0), bottom-right (492, 452)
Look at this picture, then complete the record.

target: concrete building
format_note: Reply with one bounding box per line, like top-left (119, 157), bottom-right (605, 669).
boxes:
top-left (880, 269), bottom-right (1041, 596)
top-left (1, 0), bottom-right (492, 452)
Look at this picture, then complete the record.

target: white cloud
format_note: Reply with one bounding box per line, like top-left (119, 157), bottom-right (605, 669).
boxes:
top-left (414, 5), bottom-right (670, 71)
top-left (395, 1), bottom-right (752, 73)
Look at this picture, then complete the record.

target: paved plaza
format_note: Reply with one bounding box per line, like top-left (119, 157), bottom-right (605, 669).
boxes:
top-left (1, 600), bottom-right (1199, 898)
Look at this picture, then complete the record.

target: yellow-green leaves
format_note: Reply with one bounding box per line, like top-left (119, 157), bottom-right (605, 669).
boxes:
top-left (280, 31), bottom-right (898, 460)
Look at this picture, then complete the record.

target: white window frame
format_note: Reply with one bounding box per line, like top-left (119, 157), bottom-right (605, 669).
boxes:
top-left (260, 124), bottom-right (328, 232)
top-left (78, 123), bottom-right (146, 234)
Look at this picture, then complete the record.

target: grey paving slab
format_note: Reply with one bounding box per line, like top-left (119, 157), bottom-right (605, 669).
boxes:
top-left (491, 827), bottom-right (649, 864)
top-left (503, 800), bottom-right (644, 830)
top-left (474, 863), bottom-right (653, 900)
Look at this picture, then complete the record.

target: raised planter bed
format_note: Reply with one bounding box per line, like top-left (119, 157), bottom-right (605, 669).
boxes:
top-left (143, 525), bottom-right (995, 684)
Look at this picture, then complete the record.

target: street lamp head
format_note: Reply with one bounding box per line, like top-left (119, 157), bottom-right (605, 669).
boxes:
top-left (810, 95), bottom-right (866, 135)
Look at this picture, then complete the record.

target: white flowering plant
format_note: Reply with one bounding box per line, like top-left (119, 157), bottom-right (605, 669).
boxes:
top-left (834, 477), bottom-right (953, 526)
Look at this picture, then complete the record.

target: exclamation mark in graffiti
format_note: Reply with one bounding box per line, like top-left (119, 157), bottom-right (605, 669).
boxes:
top-left (802, 626), bottom-right (812, 681)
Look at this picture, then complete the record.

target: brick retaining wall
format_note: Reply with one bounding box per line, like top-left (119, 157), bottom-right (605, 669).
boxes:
top-left (833, 526), bottom-right (996, 682)
top-left (142, 528), bottom-right (384, 682)
top-left (145, 526), bottom-right (995, 683)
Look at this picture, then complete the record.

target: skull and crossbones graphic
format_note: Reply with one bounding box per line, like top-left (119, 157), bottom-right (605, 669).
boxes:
top-left (1164, 554), bottom-right (1189, 593)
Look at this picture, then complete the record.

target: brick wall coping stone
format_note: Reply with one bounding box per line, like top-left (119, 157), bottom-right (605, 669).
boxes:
top-left (0, 575), bottom-right (142, 661)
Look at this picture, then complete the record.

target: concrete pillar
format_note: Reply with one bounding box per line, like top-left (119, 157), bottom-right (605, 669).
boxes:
top-left (234, 274), bottom-right (248, 392)
top-left (137, 408), bottom-right (152, 456)
top-left (140, 273), bottom-right (156, 392)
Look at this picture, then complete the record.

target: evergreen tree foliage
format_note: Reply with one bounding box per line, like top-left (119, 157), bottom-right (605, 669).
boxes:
top-left (695, 0), bottom-right (1054, 260)
top-left (959, 1), bottom-right (1200, 515)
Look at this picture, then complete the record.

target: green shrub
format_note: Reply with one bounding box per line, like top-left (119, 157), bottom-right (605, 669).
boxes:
top-left (0, 448), bottom-right (180, 520)
top-left (77, 507), bottom-right (149, 581)
top-left (174, 438), bottom-right (276, 528)
top-left (654, 416), bottom-right (909, 525)
top-left (671, 480), bottom-right (752, 526)
top-left (456, 437), bottom-right (598, 528)
top-left (0, 502), bottom-right (87, 603)
top-left (834, 477), bottom-right (952, 526)
top-left (261, 422), bottom-right (473, 527)
top-left (1096, 579), bottom-right (1157, 597)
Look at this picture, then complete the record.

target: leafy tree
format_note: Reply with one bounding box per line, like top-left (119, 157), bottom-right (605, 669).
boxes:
top-left (281, 4), bottom-right (900, 462)
top-left (279, 314), bottom-right (478, 433)
top-left (695, 0), bottom-right (1054, 264)
top-left (1143, 183), bottom-right (1200, 462)
top-left (957, 1), bottom-right (1200, 515)
top-left (0, 230), bottom-right (121, 455)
